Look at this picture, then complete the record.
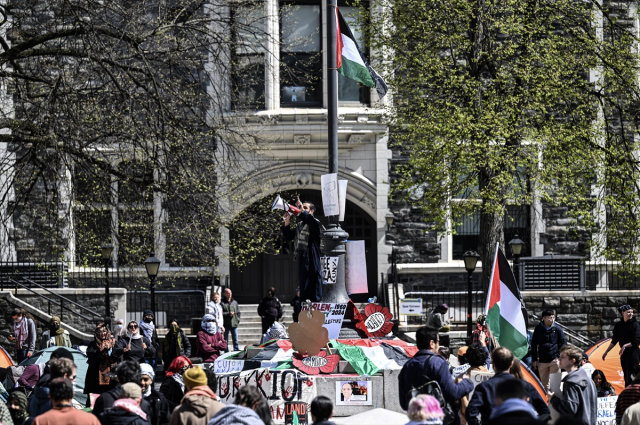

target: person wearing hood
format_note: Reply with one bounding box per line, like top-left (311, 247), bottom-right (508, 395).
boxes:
top-left (548, 345), bottom-right (597, 425)
top-left (0, 397), bottom-right (15, 425)
top-left (196, 315), bottom-right (227, 363)
top-left (484, 379), bottom-right (545, 425)
top-left (260, 321), bottom-right (289, 344)
top-left (9, 308), bottom-right (36, 364)
top-left (139, 310), bottom-right (160, 370)
top-left (140, 363), bottom-right (171, 425)
top-left (84, 323), bottom-right (118, 401)
top-left (7, 391), bottom-right (30, 425)
top-left (425, 304), bottom-right (451, 332)
top-left (40, 316), bottom-right (72, 349)
top-left (113, 318), bottom-right (127, 340)
top-left (169, 367), bottom-right (223, 425)
top-left (531, 309), bottom-right (567, 390)
top-left (162, 319), bottom-right (191, 372)
top-left (207, 385), bottom-right (269, 425)
top-left (114, 321), bottom-right (155, 363)
top-left (160, 355), bottom-right (193, 410)
top-left (99, 383), bottom-right (149, 425)
top-left (602, 304), bottom-right (640, 386)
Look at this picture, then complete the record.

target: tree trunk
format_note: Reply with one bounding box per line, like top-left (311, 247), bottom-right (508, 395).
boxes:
top-left (479, 207), bottom-right (505, 294)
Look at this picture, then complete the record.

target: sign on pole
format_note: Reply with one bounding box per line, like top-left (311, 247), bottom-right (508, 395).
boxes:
top-left (321, 173), bottom-right (340, 216)
top-left (400, 298), bottom-right (423, 316)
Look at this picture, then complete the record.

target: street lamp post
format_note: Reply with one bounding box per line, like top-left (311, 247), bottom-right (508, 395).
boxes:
top-left (101, 243), bottom-right (114, 329)
top-left (508, 234), bottom-right (525, 285)
top-left (463, 250), bottom-right (480, 338)
top-left (144, 253), bottom-right (161, 315)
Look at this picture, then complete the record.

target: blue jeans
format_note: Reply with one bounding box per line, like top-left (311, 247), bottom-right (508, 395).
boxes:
top-left (16, 349), bottom-right (28, 365)
top-left (224, 327), bottom-right (239, 351)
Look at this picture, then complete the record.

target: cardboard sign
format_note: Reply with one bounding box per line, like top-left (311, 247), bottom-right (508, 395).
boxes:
top-left (321, 256), bottom-right (339, 284)
top-left (335, 380), bottom-right (372, 406)
top-left (301, 303), bottom-right (347, 340)
top-left (345, 240), bottom-right (368, 294)
top-left (400, 298), bottom-right (423, 316)
top-left (321, 173), bottom-right (340, 216)
top-left (338, 180), bottom-right (348, 221)
top-left (288, 309), bottom-right (329, 356)
top-left (285, 402), bottom-right (309, 425)
top-left (468, 370), bottom-right (494, 399)
top-left (213, 358), bottom-right (245, 374)
top-left (597, 396), bottom-right (617, 425)
top-left (216, 368), bottom-right (317, 425)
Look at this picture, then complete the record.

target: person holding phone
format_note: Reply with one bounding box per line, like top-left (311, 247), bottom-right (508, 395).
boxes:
top-left (9, 308), bottom-right (36, 364)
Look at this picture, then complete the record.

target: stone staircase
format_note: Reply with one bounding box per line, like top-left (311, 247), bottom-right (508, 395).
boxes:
top-left (236, 303), bottom-right (295, 348)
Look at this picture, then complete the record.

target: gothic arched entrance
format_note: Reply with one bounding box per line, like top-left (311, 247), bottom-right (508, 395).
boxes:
top-left (230, 189), bottom-right (377, 304)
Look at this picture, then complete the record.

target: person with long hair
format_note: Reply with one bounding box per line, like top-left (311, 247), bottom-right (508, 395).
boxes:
top-left (113, 320), bottom-right (155, 363)
top-left (406, 394), bottom-right (445, 425)
top-left (84, 323), bottom-right (118, 401)
top-left (208, 385), bottom-right (270, 425)
top-left (592, 369), bottom-right (616, 398)
top-left (159, 355), bottom-right (193, 410)
top-left (9, 308), bottom-right (36, 363)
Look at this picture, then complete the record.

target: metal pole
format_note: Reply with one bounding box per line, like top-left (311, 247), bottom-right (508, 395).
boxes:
top-left (105, 260), bottom-right (111, 329)
top-left (467, 270), bottom-right (473, 338)
top-left (320, 0), bottom-right (349, 303)
top-left (150, 276), bottom-right (156, 316)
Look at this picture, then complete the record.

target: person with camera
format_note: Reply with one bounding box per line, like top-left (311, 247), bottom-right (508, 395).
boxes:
top-left (399, 326), bottom-right (474, 425)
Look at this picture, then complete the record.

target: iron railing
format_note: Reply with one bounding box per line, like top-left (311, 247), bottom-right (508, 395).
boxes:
top-left (127, 289), bottom-right (207, 328)
top-left (403, 288), bottom-right (485, 327)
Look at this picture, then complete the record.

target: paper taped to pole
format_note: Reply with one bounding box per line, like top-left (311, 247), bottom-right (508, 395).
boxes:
top-left (321, 173), bottom-right (340, 216)
top-left (345, 240), bottom-right (368, 294)
top-left (338, 180), bottom-right (348, 221)
top-left (321, 256), bottom-right (339, 284)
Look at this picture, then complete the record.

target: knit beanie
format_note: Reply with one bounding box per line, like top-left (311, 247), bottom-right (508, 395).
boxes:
top-left (120, 382), bottom-right (142, 399)
top-left (183, 366), bottom-right (208, 390)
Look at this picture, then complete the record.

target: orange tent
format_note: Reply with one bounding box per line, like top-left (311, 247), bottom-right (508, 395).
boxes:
top-left (521, 361), bottom-right (548, 403)
top-left (0, 345), bottom-right (14, 368)
top-left (585, 338), bottom-right (625, 395)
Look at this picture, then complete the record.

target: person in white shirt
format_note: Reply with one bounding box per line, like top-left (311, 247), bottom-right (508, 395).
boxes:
top-left (207, 292), bottom-right (225, 333)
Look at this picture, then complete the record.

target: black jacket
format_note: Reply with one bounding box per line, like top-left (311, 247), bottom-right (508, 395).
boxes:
top-left (162, 329), bottom-right (191, 365)
top-left (85, 341), bottom-right (118, 395)
top-left (113, 336), bottom-right (156, 363)
top-left (484, 411), bottom-right (546, 425)
top-left (466, 372), bottom-right (549, 425)
top-left (159, 375), bottom-right (185, 411)
top-left (99, 408), bottom-right (150, 425)
top-left (290, 296), bottom-right (301, 316)
top-left (531, 322), bottom-right (567, 363)
top-left (144, 389), bottom-right (171, 425)
top-left (92, 384), bottom-right (152, 419)
top-left (612, 316), bottom-right (640, 352)
top-left (257, 296), bottom-right (283, 319)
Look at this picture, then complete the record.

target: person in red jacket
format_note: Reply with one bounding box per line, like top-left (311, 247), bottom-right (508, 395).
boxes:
top-left (196, 314), bottom-right (227, 363)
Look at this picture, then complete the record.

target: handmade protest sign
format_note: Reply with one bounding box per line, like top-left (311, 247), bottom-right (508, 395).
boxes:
top-left (597, 396), bottom-right (617, 425)
top-left (288, 309), bottom-right (329, 356)
top-left (345, 240), bottom-right (367, 294)
top-left (321, 173), bottom-right (339, 216)
top-left (213, 358), bottom-right (245, 374)
top-left (215, 368), bottom-right (317, 425)
top-left (321, 256), bottom-right (339, 285)
top-left (301, 303), bottom-right (347, 339)
top-left (335, 381), bottom-right (372, 406)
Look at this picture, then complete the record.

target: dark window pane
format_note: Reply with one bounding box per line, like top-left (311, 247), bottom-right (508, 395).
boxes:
top-left (117, 161), bottom-right (153, 204)
top-left (281, 5), bottom-right (321, 53)
top-left (281, 53), bottom-right (322, 105)
top-left (233, 4), bottom-right (266, 110)
top-left (74, 166), bottom-right (111, 204)
top-left (117, 209), bottom-right (154, 266)
top-left (233, 55), bottom-right (265, 109)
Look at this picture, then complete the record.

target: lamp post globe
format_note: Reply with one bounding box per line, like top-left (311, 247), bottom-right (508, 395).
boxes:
top-left (144, 253), bottom-right (161, 316)
top-left (508, 234), bottom-right (525, 284)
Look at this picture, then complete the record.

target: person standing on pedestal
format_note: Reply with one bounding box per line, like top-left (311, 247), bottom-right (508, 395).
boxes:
top-left (602, 305), bottom-right (640, 386)
top-left (281, 197), bottom-right (324, 302)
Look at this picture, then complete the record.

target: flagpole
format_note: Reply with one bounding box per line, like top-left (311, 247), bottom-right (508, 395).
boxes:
top-left (321, 0), bottom-right (349, 304)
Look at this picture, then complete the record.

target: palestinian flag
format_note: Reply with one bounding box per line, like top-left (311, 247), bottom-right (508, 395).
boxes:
top-left (336, 7), bottom-right (388, 99)
top-left (485, 243), bottom-right (529, 359)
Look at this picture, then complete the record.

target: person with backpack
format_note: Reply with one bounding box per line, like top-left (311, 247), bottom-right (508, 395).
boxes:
top-left (257, 287), bottom-right (283, 334)
top-left (399, 326), bottom-right (473, 425)
top-left (281, 197), bottom-right (324, 302)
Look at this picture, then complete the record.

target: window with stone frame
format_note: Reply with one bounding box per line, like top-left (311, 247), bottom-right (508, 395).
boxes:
top-left (280, 1), bottom-right (322, 107)
top-left (232, 2), bottom-right (266, 110)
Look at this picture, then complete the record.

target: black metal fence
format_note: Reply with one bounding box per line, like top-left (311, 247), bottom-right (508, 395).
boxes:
top-left (127, 289), bottom-right (207, 328)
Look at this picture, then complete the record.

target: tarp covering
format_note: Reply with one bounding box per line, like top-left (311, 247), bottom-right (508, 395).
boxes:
top-left (585, 338), bottom-right (625, 395)
top-left (20, 346), bottom-right (89, 406)
top-left (521, 360), bottom-right (548, 403)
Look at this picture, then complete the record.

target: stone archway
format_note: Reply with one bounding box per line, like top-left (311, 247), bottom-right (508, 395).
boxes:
top-left (229, 189), bottom-right (377, 304)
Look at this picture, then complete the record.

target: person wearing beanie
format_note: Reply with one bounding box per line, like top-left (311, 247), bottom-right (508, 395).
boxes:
top-left (40, 316), bottom-right (72, 349)
top-left (602, 304), bottom-right (640, 386)
top-left (99, 382), bottom-right (149, 425)
top-left (139, 309), bottom-right (160, 372)
top-left (140, 363), bottom-right (171, 425)
top-left (170, 367), bottom-right (223, 425)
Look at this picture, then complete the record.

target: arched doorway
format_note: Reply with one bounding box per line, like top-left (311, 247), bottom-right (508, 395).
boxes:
top-left (230, 189), bottom-right (377, 304)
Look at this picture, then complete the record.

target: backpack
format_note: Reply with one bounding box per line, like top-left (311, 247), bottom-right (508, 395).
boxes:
top-left (408, 353), bottom-right (457, 425)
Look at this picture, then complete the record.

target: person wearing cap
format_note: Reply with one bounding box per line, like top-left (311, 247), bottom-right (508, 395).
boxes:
top-left (169, 367), bottom-right (223, 425)
top-left (32, 377), bottom-right (100, 425)
top-left (426, 304), bottom-right (451, 332)
top-left (40, 316), bottom-right (72, 349)
top-left (140, 363), bottom-right (171, 425)
top-left (221, 287), bottom-right (241, 352)
top-left (98, 382), bottom-right (149, 425)
top-left (290, 287), bottom-right (302, 323)
top-left (603, 304), bottom-right (640, 386)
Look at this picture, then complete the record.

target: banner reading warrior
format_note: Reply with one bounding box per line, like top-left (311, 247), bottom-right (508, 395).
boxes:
top-left (216, 368), bottom-right (317, 425)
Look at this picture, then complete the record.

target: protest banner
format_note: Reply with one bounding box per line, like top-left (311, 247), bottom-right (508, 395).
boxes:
top-left (321, 173), bottom-right (339, 216)
top-left (345, 240), bottom-right (367, 294)
top-left (213, 357), bottom-right (245, 374)
top-left (216, 368), bottom-right (317, 425)
top-left (301, 303), bottom-right (347, 339)
top-left (597, 396), bottom-right (617, 425)
top-left (335, 380), bottom-right (372, 406)
top-left (321, 256), bottom-right (339, 285)
top-left (467, 370), bottom-right (494, 399)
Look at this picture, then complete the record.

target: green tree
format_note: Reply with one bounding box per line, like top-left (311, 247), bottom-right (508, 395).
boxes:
top-left (371, 0), bottom-right (640, 289)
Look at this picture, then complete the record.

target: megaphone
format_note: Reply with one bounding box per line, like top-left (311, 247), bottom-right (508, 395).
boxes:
top-left (271, 194), bottom-right (301, 216)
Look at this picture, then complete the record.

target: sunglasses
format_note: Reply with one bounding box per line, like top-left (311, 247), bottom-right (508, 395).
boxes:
top-left (129, 325), bottom-right (138, 329)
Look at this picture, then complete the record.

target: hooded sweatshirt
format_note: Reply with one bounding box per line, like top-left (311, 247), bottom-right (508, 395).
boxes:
top-left (549, 367), bottom-right (597, 425)
top-left (170, 386), bottom-right (224, 425)
top-left (206, 404), bottom-right (264, 425)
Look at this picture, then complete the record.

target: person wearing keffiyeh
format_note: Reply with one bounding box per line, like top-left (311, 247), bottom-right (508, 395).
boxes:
top-left (139, 309), bottom-right (160, 374)
top-left (196, 315), bottom-right (227, 363)
top-left (40, 316), bottom-right (72, 349)
top-left (99, 382), bottom-right (149, 425)
top-left (7, 390), bottom-right (30, 425)
top-left (85, 323), bottom-right (118, 399)
top-left (9, 308), bottom-right (36, 363)
top-left (159, 356), bottom-right (193, 410)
